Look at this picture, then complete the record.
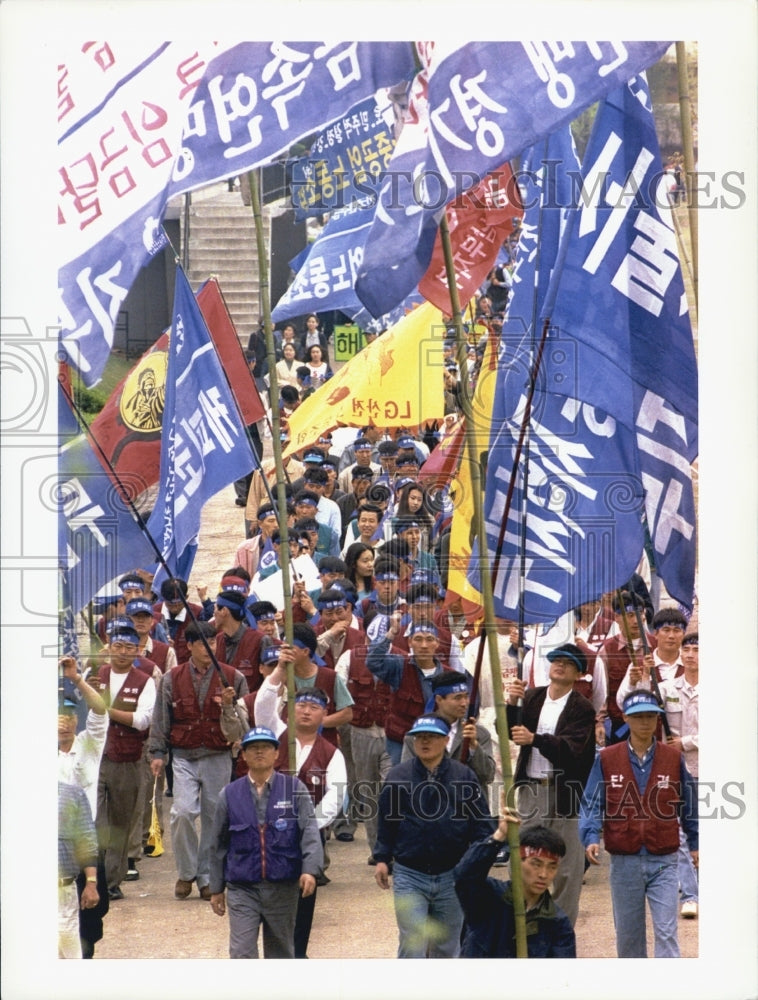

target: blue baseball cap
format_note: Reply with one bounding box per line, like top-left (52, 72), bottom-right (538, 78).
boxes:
top-left (106, 618), bottom-right (140, 644)
top-left (622, 691), bottom-right (664, 716)
top-left (408, 715), bottom-right (450, 737)
top-left (126, 598), bottom-right (154, 617)
top-left (260, 644), bottom-right (282, 666)
top-left (241, 726), bottom-right (280, 748)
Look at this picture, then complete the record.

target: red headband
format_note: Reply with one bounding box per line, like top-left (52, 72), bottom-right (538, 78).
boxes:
top-left (520, 845), bottom-right (560, 862)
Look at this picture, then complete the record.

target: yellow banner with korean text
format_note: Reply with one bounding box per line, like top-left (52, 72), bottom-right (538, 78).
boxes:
top-left (283, 301), bottom-right (446, 456)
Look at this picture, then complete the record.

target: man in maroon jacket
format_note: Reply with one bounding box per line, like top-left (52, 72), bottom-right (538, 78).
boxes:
top-left (148, 621), bottom-right (248, 900)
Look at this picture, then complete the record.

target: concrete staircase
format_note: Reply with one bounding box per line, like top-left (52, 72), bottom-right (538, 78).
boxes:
top-left (181, 182), bottom-right (268, 341)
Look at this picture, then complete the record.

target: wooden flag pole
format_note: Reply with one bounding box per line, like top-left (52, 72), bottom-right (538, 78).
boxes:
top-left (675, 41), bottom-right (698, 312)
top-left (249, 169), bottom-right (296, 773)
top-left (439, 214), bottom-right (528, 958)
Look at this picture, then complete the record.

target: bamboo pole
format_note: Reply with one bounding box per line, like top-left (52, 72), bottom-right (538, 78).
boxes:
top-left (439, 215), bottom-right (528, 958)
top-left (248, 169), bottom-right (296, 773)
top-left (675, 41), bottom-right (698, 312)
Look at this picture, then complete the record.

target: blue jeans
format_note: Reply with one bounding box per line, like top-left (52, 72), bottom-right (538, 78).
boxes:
top-left (609, 852), bottom-right (680, 957)
top-left (392, 863), bottom-right (463, 958)
top-left (677, 823), bottom-right (698, 903)
top-left (385, 737), bottom-right (404, 766)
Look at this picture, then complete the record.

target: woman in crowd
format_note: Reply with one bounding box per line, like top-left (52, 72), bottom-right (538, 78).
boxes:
top-left (304, 344), bottom-right (333, 389)
top-left (392, 479), bottom-right (435, 539)
top-left (274, 341), bottom-right (301, 389)
top-left (299, 312), bottom-right (330, 364)
top-left (343, 542), bottom-right (376, 601)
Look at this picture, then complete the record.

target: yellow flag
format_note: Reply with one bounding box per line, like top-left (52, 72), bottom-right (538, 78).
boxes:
top-left (446, 329), bottom-right (500, 610)
top-left (284, 302), bottom-right (445, 456)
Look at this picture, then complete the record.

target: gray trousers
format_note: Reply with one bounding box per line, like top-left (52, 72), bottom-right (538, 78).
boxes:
top-left (227, 881), bottom-right (300, 959)
top-left (170, 753), bottom-right (231, 889)
top-left (348, 724), bottom-right (391, 855)
top-left (516, 781), bottom-right (585, 927)
top-left (96, 757), bottom-right (144, 888)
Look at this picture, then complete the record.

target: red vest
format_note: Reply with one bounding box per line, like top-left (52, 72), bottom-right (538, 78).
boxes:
top-left (142, 640), bottom-right (171, 673)
top-left (346, 645), bottom-right (391, 729)
top-left (98, 665), bottom-right (152, 763)
top-left (599, 633), bottom-right (657, 724)
top-left (281, 667), bottom-right (340, 748)
top-left (153, 601), bottom-right (204, 664)
top-left (169, 659), bottom-right (238, 751)
top-left (394, 623), bottom-right (455, 667)
top-left (316, 625), bottom-right (364, 670)
top-left (600, 741), bottom-right (681, 855)
top-left (384, 660), bottom-right (456, 743)
top-left (275, 733), bottom-right (336, 806)
top-left (216, 626), bottom-right (263, 692)
top-left (133, 655), bottom-right (158, 677)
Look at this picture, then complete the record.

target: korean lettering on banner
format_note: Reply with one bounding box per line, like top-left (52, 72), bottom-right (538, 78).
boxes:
top-left (59, 42), bottom-right (215, 385)
top-left (333, 324), bottom-right (364, 362)
top-left (427, 42), bottom-right (668, 191)
top-left (350, 395), bottom-right (413, 424)
top-left (59, 44), bottom-right (210, 241)
top-left (172, 382), bottom-right (242, 517)
top-left (171, 42), bottom-right (414, 191)
top-left (290, 95), bottom-right (397, 218)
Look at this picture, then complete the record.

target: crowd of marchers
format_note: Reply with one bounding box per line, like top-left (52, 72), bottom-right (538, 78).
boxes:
top-left (58, 300), bottom-right (698, 960)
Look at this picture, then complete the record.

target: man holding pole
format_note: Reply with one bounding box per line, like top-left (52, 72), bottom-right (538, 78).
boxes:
top-left (506, 643), bottom-right (596, 926)
top-left (148, 621), bottom-right (248, 900)
top-left (454, 801), bottom-right (576, 958)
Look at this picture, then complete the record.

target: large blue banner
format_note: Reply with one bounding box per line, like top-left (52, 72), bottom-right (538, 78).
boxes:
top-left (479, 75), bottom-right (697, 623)
top-left (289, 92), bottom-right (398, 221)
top-left (146, 268), bottom-right (259, 577)
top-left (272, 198), bottom-right (376, 322)
top-left (59, 41), bottom-right (415, 387)
top-left (355, 40), bottom-right (672, 319)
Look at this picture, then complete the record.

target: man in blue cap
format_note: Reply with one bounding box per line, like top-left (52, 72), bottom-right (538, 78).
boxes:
top-left (400, 670), bottom-right (494, 794)
top-left (506, 643), bottom-right (596, 926)
top-left (373, 714), bottom-right (495, 958)
top-left (94, 620), bottom-right (157, 900)
top-left (208, 726), bottom-right (323, 959)
top-left (579, 690), bottom-right (699, 957)
top-left (367, 617), bottom-right (457, 765)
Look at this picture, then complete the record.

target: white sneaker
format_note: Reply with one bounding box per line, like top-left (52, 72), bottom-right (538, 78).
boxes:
top-left (680, 901), bottom-right (698, 918)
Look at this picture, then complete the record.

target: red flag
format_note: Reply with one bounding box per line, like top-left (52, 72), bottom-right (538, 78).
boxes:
top-left (89, 277), bottom-right (265, 496)
top-left (418, 162), bottom-right (522, 314)
top-left (417, 415), bottom-right (466, 492)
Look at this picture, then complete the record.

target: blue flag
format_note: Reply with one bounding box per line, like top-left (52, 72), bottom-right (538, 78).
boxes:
top-left (272, 199), bottom-right (377, 322)
top-left (355, 40), bottom-right (672, 318)
top-left (289, 92), bottom-right (398, 221)
top-left (59, 41), bottom-right (415, 387)
top-left (480, 75), bottom-right (697, 623)
top-left (146, 267), bottom-right (258, 579)
top-left (59, 432), bottom-right (156, 614)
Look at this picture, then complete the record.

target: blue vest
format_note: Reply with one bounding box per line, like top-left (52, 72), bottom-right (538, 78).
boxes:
top-left (224, 772), bottom-right (301, 883)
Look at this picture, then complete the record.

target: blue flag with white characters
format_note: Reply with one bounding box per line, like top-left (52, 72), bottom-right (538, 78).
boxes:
top-left (59, 431), bottom-right (156, 614)
top-left (355, 40), bottom-right (672, 319)
top-left (272, 199), bottom-right (376, 322)
top-left (59, 41), bottom-right (415, 387)
top-left (146, 267), bottom-right (258, 580)
top-left (289, 92), bottom-right (398, 221)
top-left (479, 75), bottom-right (697, 623)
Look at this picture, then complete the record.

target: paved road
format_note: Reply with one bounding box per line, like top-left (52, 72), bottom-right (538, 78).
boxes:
top-left (95, 811), bottom-right (697, 961)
